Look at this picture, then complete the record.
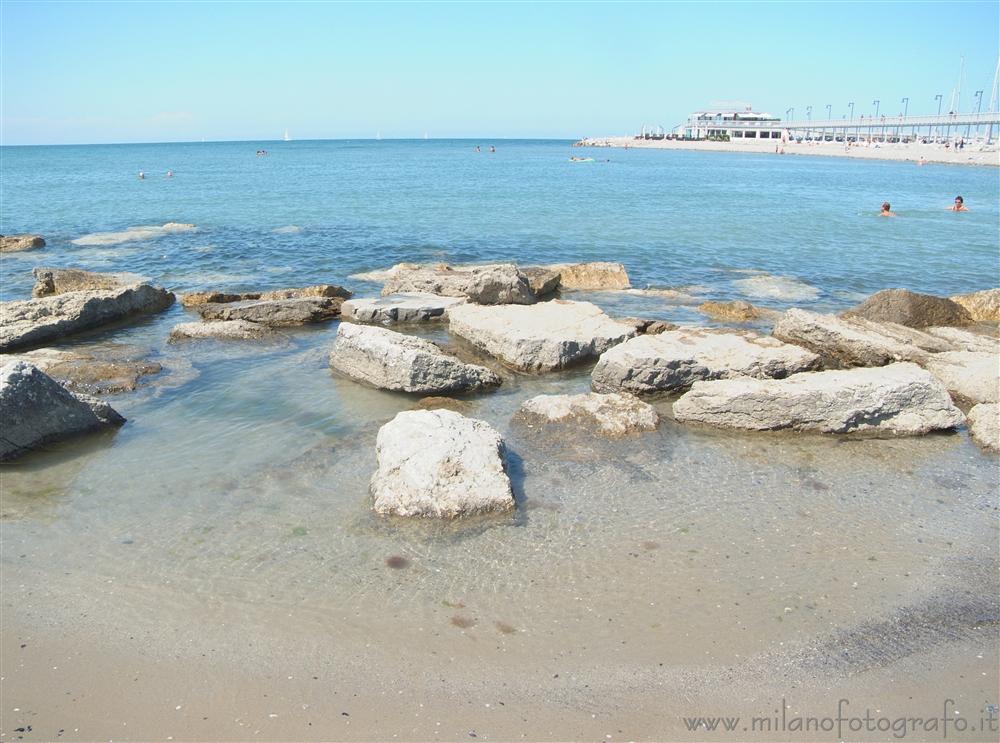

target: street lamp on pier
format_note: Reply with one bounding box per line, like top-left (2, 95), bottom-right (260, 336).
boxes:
top-left (970, 90), bottom-right (983, 138)
top-left (934, 94), bottom-right (943, 139)
top-left (806, 106), bottom-right (812, 138)
top-left (872, 100), bottom-right (880, 141)
top-left (901, 97), bottom-right (908, 140)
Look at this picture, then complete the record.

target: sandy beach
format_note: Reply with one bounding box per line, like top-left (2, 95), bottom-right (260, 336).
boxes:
top-left (577, 136), bottom-right (1000, 167)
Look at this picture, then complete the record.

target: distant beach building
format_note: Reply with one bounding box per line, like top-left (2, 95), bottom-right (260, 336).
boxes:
top-left (673, 107), bottom-right (783, 141)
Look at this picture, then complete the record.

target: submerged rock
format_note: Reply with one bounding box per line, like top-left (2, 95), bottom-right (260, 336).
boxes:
top-left (381, 263), bottom-right (535, 305)
top-left (844, 288), bottom-right (973, 328)
top-left (516, 392), bottom-right (658, 436)
top-left (545, 262), bottom-right (630, 290)
top-left (329, 323), bottom-right (500, 394)
top-left (772, 309), bottom-right (932, 367)
top-left (197, 296), bottom-right (344, 326)
top-left (0, 282), bottom-right (175, 352)
top-left (950, 288), bottom-right (1000, 322)
top-left (0, 361), bottom-right (125, 461)
top-left (169, 320), bottom-right (281, 342)
top-left (923, 351), bottom-right (1000, 405)
top-left (340, 293), bottom-right (466, 324)
top-left (32, 267), bottom-right (138, 297)
top-left (967, 403), bottom-right (999, 453)
top-left (591, 328), bottom-right (820, 394)
top-left (673, 362), bottom-right (964, 435)
top-left (0, 234), bottom-right (45, 252)
top-left (448, 300), bottom-right (636, 372)
top-left (0, 345), bottom-right (161, 394)
top-left (698, 300), bottom-right (777, 322)
top-left (370, 409), bottom-right (514, 518)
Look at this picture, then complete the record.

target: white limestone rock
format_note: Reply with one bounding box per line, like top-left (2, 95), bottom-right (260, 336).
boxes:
top-left (370, 409), bottom-right (514, 518)
top-left (591, 328), bottom-right (820, 394)
top-left (169, 320), bottom-right (280, 342)
top-left (447, 300), bottom-right (636, 372)
top-left (772, 308), bottom-right (933, 366)
top-left (545, 262), bottom-right (631, 290)
top-left (923, 351), bottom-right (999, 404)
top-left (340, 293), bottom-right (467, 324)
top-left (516, 392), bottom-right (658, 436)
top-left (967, 403), bottom-right (999, 453)
top-left (672, 362), bottom-right (964, 435)
top-left (0, 361), bottom-right (125, 461)
top-left (381, 263), bottom-right (535, 305)
top-left (329, 323), bottom-right (500, 394)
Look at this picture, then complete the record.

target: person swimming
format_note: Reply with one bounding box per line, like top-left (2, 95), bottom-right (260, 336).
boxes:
top-left (489, 145), bottom-right (496, 153)
top-left (880, 202), bottom-right (897, 217)
top-left (138, 170), bottom-right (144, 180)
top-left (166, 170), bottom-right (173, 178)
top-left (950, 195), bottom-right (969, 212)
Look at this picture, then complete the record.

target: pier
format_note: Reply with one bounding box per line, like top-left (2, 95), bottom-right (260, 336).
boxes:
top-left (721, 111), bottom-right (1000, 143)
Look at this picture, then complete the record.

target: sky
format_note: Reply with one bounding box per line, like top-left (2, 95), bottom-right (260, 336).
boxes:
top-left (1, 1), bottom-right (998, 145)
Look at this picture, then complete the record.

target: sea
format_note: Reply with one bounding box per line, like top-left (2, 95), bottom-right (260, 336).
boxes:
top-left (1, 139), bottom-right (998, 738)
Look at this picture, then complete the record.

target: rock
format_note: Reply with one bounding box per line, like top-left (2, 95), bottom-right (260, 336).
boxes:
top-left (673, 362), bottom-right (964, 436)
top-left (616, 318), bottom-right (679, 335)
top-left (516, 392), bottom-right (658, 436)
top-left (521, 267), bottom-right (561, 297)
top-left (330, 323), bottom-right (500, 394)
top-left (413, 396), bottom-right (475, 414)
top-left (169, 320), bottom-right (280, 342)
top-left (0, 282), bottom-right (175, 353)
top-left (340, 293), bottom-right (467, 324)
top-left (32, 267), bottom-right (138, 297)
top-left (349, 263), bottom-right (421, 283)
top-left (370, 409), bottom-right (514, 518)
top-left (843, 288), bottom-right (973, 328)
top-left (591, 328), bottom-right (821, 394)
top-left (448, 300), bottom-right (637, 372)
top-left (772, 309), bottom-right (932, 367)
top-left (0, 234), bottom-right (45, 252)
top-left (967, 403), bottom-right (999, 453)
top-left (0, 345), bottom-right (161, 394)
top-left (950, 289), bottom-right (1000, 322)
top-left (923, 326), bottom-right (1000, 354)
top-left (197, 297), bottom-right (344, 326)
top-left (381, 263), bottom-right (535, 305)
top-left (698, 300), bottom-right (777, 322)
top-left (923, 351), bottom-right (999, 404)
top-left (0, 361), bottom-right (125, 461)
top-left (180, 284), bottom-right (350, 307)
top-left (545, 262), bottom-right (630, 290)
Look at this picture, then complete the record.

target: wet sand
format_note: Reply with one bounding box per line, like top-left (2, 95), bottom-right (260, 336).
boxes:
top-left (577, 136), bottom-right (1000, 167)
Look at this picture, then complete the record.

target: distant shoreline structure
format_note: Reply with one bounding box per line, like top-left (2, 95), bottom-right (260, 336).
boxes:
top-left (575, 135), bottom-right (1000, 167)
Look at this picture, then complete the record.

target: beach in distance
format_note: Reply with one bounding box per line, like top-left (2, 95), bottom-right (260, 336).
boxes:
top-left (1, 138), bottom-right (998, 741)
top-left (577, 134), bottom-right (1000, 166)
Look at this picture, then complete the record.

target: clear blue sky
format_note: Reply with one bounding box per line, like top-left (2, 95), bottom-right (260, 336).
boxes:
top-left (2, 1), bottom-right (998, 145)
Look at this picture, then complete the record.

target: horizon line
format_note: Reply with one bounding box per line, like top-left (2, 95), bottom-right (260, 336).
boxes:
top-left (0, 136), bottom-right (588, 148)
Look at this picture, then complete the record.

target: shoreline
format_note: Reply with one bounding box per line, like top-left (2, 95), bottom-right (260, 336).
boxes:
top-left (577, 135), bottom-right (1000, 167)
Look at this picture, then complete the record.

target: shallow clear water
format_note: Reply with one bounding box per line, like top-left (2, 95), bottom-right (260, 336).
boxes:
top-left (0, 140), bottom-right (997, 689)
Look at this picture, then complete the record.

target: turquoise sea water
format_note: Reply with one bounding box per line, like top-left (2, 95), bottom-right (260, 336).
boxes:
top-left (1, 140), bottom-right (997, 737)
top-left (2, 139), bottom-right (998, 302)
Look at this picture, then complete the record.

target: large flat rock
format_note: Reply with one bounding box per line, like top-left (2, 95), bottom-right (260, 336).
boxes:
top-left (180, 284), bottom-right (350, 307)
top-left (771, 308), bottom-right (940, 367)
top-left (591, 328), bottom-right (820, 394)
top-left (673, 362), bottom-right (964, 435)
top-left (923, 351), bottom-right (999, 404)
top-left (169, 320), bottom-right (281, 342)
top-left (0, 361), bottom-right (125, 461)
top-left (923, 326), bottom-right (1000, 354)
top-left (32, 267), bottom-right (140, 297)
top-left (340, 293), bottom-right (466, 324)
top-left (0, 282), bottom-right (175, 352)
top-left (967, 403), bottom-right (999, 453)
top-left (370, 409), bottom-right (514, 518)
top-left (329, 323), bottom-right (500, 394)
top-left (516, 392), bottom-right (658, 436)
top-left (448, 300), bottom-right (636, 372)
top-left (197, 296), bottom-right (344, 326)
top-left (381, 263), bottom-right (535, 305)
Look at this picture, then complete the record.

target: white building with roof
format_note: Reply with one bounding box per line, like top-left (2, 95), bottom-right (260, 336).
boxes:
top-left (673, 107), bottom-right (785, 141)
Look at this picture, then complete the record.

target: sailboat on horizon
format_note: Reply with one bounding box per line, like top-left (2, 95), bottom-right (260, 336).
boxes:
top-left (283, 129), bottom-right (290, 142)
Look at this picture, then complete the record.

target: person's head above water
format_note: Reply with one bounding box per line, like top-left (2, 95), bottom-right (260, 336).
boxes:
top-left (951, 195), bottom-right (969, 211)
top-left (881, 202), bottom-right (891, 212)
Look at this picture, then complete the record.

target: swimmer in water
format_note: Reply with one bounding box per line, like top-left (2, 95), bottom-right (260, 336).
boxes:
top-left (880, 202), bottom-right (897, 217)
top-left (489, 145), bottom-right (495, 153)
top-left (166, 170), bottom-right (173, 178)
top-left (950, 195), bottom-right (969, 212)
top-left (138, 170), bottom-right (145, 179)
